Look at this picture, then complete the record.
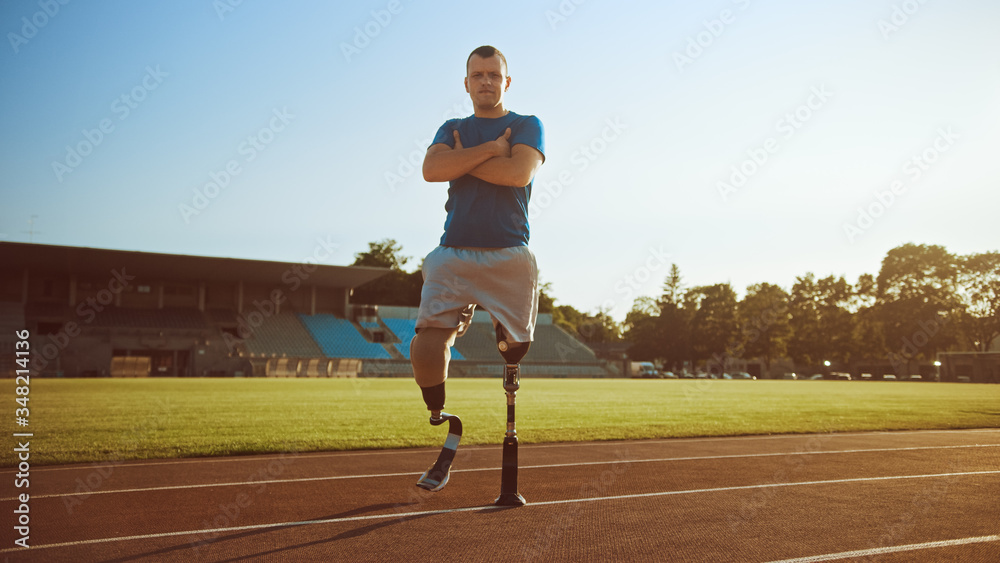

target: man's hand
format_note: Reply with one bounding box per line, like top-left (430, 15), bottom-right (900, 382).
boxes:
top-left (453, 128), bottom-right (511, 158)
top-left (424, 126), bottom-right (539, 187)
top-left (493, 128), bottom-right (512, 158)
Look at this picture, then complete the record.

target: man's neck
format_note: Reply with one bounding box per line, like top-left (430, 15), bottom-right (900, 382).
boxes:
top-left (474, 104), bottom-right (508, 119)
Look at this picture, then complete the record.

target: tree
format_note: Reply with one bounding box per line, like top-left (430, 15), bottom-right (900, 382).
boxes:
top-left (657, 300), bottom-right (692, 371)
top-left (814, 275), bottom-right (856, 366)
top-left (352, 238), bottom-right (410, 270)
top-left (627, 296), bottom-right (661, 322)
top-left (688, 283), bottom-right (738, 368)
top-left (578, 308), bottom-right (622, 344)
top-left (655, 265), bottom-right (691, 370)
top-left (538, 281), bottom-right (556, 315)
top-left (552, 303), bottom-right (587, 339)
top-left (661, 264), bottom-right (684, 308)
top-left (623, 297), bottom-right (662, 361)
top-left (552, 303), bottom-right (622, 344)
top-left (737, 283), bottom-right (791, 377)
top-left (788, 274), bottom-right (822, 368)
top-left (850, 273), bottom-right (884, 362)
top-left (875, 244), bottom-right (959, 374)
top-left (350, 239), bottom-right (421, 306)
top-left (953, 251), bottom-right (1000, 351)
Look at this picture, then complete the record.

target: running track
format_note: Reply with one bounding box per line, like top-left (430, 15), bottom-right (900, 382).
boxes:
top-left (2, 429), bottom-right (998, 562)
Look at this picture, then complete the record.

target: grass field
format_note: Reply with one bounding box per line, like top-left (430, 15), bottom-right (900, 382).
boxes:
top-left (5, 378), bottom-right (1000, 466)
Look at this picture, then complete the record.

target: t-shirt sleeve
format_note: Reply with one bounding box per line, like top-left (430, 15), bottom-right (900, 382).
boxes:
top-left (431, 119), bottom-right (459, 148)
top-left (511, 115), bottom-right (544, 161)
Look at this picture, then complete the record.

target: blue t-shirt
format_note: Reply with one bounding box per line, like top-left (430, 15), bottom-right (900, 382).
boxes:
top-left (431, 111), bottom-right (545, 248)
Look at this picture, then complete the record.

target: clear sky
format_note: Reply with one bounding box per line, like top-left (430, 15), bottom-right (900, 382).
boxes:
top-left (2, 0), bottom-right (998, 320)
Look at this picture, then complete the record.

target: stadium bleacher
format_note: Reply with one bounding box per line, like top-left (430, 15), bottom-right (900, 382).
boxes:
top-left (3, 243), bottom-right (616, 378)
top-left (377, 308), bottom-right (611, 378)
top-left (298, 314), bottom-right (392, 360)
top-left (89, 307), bottom-right (209, 330)
top-left (215, 310), bottom-right (323, 358)
top-left (381, 317), bottom-right (465, 361)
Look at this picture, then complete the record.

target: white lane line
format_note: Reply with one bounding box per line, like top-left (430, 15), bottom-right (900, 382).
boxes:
top-left (5, 444), bottom-right (998, 502)
top-left (2, 470), bottom-right (998, 555)
top-left (765, 534), bottom-right (1000, 562)
top-left (7, 427), bottom-right (997, 474)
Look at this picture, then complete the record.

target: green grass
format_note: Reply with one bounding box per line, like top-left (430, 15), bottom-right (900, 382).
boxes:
top-left (5, 378), bottom-right (999, 466)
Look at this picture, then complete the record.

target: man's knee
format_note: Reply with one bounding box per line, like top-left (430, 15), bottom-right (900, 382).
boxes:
top-left (495, 324), bottom-right (530, 364)
top-left (412, 327), bottom-right (458, 356)
top-left (411, 327), bottom-right (458, 387)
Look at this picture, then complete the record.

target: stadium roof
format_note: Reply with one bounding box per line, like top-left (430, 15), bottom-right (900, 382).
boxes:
top-left (0, 242), bottom-right (390, 288)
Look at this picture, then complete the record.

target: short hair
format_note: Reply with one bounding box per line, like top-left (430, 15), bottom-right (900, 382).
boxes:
top-left (466, 45), bottom-right (507, 75)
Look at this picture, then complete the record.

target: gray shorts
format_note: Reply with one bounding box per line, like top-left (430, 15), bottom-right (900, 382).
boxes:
top-left (415, 245), bottom-right (538, 342)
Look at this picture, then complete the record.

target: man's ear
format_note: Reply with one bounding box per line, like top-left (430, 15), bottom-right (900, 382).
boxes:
top-left (505, 75), bottom-right (511, 91)
top-left (464, 77), bottom-right (470, 93)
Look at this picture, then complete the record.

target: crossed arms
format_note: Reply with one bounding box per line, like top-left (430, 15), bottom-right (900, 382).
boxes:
top-left (422, 128), bottom-right (544, 188)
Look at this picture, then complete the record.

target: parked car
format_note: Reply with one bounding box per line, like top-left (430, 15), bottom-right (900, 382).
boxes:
top-left (808, 374), bottom-right (824, 380)
top-left (729, 372), bottom-right (756, 380)
top-left (832, 372), bottom-right (852, 381)
top-left (631, 361), bottom-right (659, 379)
top-left (883, 374), bottom-right (897, 381)
top-left (782, 372), bottom-right (798, 380)
top-left (661, 371), bottom-right (678, 379)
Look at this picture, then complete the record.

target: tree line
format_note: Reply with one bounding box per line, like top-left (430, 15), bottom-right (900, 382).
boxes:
top-left (350, 240), bottom-right (999, 377)
top-left (623, 244), bottom-right (998, 377)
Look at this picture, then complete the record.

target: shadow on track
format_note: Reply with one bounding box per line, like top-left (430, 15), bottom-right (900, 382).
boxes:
top-left (102, 502), bottom-right (422, 562)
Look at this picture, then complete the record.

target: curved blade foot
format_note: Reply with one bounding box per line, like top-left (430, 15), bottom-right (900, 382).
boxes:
top-left (416, 413), bottom-right (462, 492)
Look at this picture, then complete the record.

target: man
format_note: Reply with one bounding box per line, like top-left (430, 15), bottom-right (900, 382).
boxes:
top-left (412, 45), bottom-right (545, 491)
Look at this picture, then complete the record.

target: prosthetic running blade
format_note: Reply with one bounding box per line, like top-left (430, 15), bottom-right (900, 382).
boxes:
top-left (416, 413), bottom-right (462, 492)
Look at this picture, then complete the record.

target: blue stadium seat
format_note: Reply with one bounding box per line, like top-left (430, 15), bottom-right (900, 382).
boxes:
top-left (238, 311), bottom-right (323, 357)
top-left (298, 314), bottom-right (391, 359)
top-left (382, 317), bottom-right (464, 360)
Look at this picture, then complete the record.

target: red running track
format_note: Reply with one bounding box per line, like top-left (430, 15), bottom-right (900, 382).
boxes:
top-left (1, 429), bottom-right (999, 562)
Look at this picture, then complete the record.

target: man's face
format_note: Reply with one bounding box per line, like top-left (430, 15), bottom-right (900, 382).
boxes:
top-left (465, 54), bottom-right (510, 111)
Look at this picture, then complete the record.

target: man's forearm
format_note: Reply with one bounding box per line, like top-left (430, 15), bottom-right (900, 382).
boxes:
top-left (466, 156), bottom-right (532, 188)
top-left (468, 145), bottom-right (544, 188)
top-left (422, 143), bottom-right (502, 183)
